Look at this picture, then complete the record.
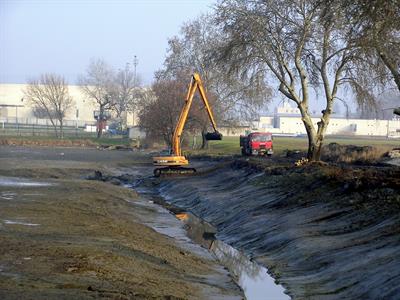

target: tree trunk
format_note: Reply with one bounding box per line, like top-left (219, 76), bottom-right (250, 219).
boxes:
top-left (375, 44), bottom-right (400, 93)
top-left (298, 101), bottom-right (330, 162)
top-left (97, 106), bottom-right (104, 139)
top-left (49, 118), bottom-right (59, 138)
top-left (307, 138), bottom-right (323, 161)
top-left (201, 129), bottom-right (209, 149)
top-left (97, 125), bottom-right (103, 139)
top-left (300, 112), bottom-right (322, 162)
top-left (59, 119), bottom-right (64, 139)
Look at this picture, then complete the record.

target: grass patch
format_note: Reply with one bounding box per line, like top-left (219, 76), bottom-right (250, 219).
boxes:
top-left (184, 135), bottom-right (399, 157)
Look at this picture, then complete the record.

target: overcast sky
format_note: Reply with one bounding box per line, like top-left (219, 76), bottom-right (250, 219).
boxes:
top-left (0, 0), bottom-right (215, 85)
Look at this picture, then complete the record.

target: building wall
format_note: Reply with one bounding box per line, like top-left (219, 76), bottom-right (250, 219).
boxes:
top-left (218, 126), bottom-right (251, 137)
top-left (0, 84), bottom-right (97, 124)
top-left (274, 101), bottom-right (300, 115)
top-left (259, 116), bottom-right (400, 137)
top-left (0, 83), bottom-right (146, 127)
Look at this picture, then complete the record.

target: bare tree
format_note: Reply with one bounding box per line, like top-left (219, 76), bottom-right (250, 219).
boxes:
top-left (24, 74), bottom-right (74, 138)
top-left (329, 0), bottom-right (400, 116)
top-left (214, 0), bottom-right (358, 161)
top-left (341, 0), bottom-right (400, 93)
top-left (113, 64), bottom-right (142, 129)
top-left (157, 14), bottom-right (271, 148)
top-left (78, 59), bottom-right (116, 138)
top-left (138, 76), bottom-right (209, 147)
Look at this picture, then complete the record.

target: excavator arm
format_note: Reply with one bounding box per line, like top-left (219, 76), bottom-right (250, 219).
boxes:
top-left (172, 73), bottom-right (221, 156)
top-left (153, 72), bottom-right (222, 176)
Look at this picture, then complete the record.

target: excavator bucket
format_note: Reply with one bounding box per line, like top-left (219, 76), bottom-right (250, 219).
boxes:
top-left (205, 131), bottom-right (223, 141)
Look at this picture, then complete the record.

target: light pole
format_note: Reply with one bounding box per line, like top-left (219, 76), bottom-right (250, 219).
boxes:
top-left (132, 55), bottom-right (139, 126)
top-left (133, 55), bottom-right (138, 86)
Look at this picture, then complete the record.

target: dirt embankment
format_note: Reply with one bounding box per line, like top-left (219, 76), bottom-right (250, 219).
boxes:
top-left (0, 146), bottom-right (243, 300)
top-left (152, 159), bottom-right (400, 299)
top-left (0, 138), bottom-right (98, 148)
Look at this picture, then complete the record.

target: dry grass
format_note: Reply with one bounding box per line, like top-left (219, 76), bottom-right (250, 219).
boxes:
top-left (321, 143), bottom-right (389, 164)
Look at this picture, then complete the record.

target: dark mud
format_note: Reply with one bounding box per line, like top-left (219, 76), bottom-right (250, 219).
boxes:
top-left (0, 146), bottom-right (244, 300)
top-left (146, 161), bottom-right (400, 300)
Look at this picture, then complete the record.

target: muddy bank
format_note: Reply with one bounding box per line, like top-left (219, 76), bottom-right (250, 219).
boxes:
top-left (151, 161), bottom-right (400, 299)
top-left (0, 146), bottom-right (243, 300)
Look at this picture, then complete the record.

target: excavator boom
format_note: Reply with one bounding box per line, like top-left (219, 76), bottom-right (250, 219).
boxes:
top-left (153, 73), bottom-right (222, 177)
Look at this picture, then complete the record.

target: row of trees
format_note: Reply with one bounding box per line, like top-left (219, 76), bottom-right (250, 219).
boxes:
top-left (24, 59), bottom-right (141, 138)
top-left (140, 0), bottom-right (399, 160)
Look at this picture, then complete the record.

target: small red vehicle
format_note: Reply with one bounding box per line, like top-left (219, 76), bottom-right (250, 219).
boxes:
top-left (240, 132), bottom-right (273, 156)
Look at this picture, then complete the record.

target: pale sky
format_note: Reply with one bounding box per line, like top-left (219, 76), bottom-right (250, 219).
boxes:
top-left (0, 0), bottom-right (215, 85)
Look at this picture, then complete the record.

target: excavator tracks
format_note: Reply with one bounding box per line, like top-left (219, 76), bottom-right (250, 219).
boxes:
top-left (153, 167), bottom-right (197, 177)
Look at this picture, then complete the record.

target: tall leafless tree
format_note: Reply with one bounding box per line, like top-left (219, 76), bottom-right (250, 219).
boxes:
top-left (214, 0), bottom-right (358, 161)
top-left (138, 76), bottom-right (212, 147)
top-left (157, 14), bottom-right (271, 148)
top-left (78, 59), bottom-right (116, 138)
top-left (113, 64), bottom-right (142, 129)
top-left (334, 0), bottom-right (400, 115)
top-left (342, 0), bottom-right (400, 93)
top-left (24, 74), bottom-right (74, 138)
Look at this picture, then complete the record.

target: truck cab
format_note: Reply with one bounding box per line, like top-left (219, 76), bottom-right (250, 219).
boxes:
top-left (240, 132), bottom-right (273, 156)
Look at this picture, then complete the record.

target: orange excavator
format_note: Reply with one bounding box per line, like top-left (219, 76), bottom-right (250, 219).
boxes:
top-left (153, 73), bottom-right (222, 177)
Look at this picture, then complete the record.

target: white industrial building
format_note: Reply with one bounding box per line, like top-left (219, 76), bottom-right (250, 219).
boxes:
top-left (0, 83), bottom-right (140, 128)
top-left (1, 84), bottom-right (399, 138)
top-left (254, 102), bottom-right (400, 138)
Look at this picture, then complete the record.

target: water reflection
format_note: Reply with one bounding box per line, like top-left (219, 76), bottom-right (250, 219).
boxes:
top-left (211, 241), bottom-right (290, 300)
top-left (0, 176), bottom-right (55, 187)
top-left (177, 212), bottom-right (290, 300)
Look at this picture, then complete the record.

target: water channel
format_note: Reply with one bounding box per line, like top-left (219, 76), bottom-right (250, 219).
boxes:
top-left (131, 181), bottom-right (290, 300)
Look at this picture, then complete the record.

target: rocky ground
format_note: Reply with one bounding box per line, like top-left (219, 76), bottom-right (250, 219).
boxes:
top-left (0, 146), bottom-right (243, 300)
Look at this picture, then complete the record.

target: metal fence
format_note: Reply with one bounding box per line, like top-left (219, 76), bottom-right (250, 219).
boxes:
top-left (0, 117), bottom-right (99, 138)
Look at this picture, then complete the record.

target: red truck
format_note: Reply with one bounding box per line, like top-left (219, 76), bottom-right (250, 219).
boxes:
top-left (240, 132), bottom-right (273, 156)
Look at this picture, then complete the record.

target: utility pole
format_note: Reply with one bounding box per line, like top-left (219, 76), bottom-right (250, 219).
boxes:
top-left (132, 55), bottom-right (139, 126)
top-left (133, 55), bottom-right (139, 86)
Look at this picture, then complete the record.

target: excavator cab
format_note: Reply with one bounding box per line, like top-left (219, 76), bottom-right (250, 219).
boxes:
top-left (153, 73), bottom-right (223, 177)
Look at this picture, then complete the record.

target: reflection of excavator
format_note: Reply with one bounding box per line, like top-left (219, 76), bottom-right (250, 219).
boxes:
top-left (153, 73), bottom-right (222, 177)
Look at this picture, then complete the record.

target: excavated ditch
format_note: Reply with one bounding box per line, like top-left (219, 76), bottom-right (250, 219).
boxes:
top-left (145, 161), bottom-right (400, 300)
top-left (132, 179), bottom-right (289, 300)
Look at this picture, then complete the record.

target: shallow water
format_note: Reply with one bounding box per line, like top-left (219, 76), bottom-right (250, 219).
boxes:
top-left (0, 191), bottom-right (17, 200)
top-left (125, 186), bottom-right (243, 300)
top-left (133, 180), bottom-right (290, 300)
top-left (0, 176), bottom-right (55, 187)
top-left (3, 219), bottom-right (40, 226)
top-left (180, 211), bottom-right (290, 300)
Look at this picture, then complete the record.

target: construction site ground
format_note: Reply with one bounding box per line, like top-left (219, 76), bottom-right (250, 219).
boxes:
top-left (1, 143), bottom-right (399, 299)
top-left (0, 146), bottom-right (242, 300)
